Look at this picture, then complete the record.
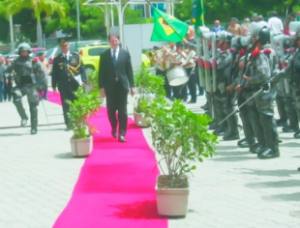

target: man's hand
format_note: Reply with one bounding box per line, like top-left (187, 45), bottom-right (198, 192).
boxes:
top-left (100, 88), bottom-right (106, 98)
top-left (243, 75), bottom-right (251, 81)
top-left (235, 84), bottom-right (242, 93)
top-left (130, 87), bottom-right (135, 96)
top-left (226, 84), bottom-right (235, 93)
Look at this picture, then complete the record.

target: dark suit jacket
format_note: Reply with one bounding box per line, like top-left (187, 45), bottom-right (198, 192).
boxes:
top-left (98, 48), bottom-right (134, 92)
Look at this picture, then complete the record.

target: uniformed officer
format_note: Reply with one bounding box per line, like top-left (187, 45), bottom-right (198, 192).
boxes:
top-left (7, 43), bottom-right (46, 134)
top-left (215, 32), bottom-right (240, 140)
top-left (51, 38), bottom-right (87, 129)
top-left (242, 26), bottom-right (279, 159)
top-left (284, 31), bottom-right (300, 138)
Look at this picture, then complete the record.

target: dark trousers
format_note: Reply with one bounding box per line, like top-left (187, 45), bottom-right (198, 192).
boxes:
top-left (187, 70), bottom-right (197, 102)
top-left (0, 81), bottom-right (4, 102)
top-left (106, 82), bottom-right (128, 136)
top-left (238, 96), bottom-right (256, 146)
top-left (59, 88), bottom-right (76, 128)
top-left (13, 85), bottom-right (39, 130)
top-left (276, 95), bottom-right (287, 123)
top-left (4, 83), bottom-right (12, 101)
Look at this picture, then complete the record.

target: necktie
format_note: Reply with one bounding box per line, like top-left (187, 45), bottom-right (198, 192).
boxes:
top-left (112, 49), bottom-right (117, 65)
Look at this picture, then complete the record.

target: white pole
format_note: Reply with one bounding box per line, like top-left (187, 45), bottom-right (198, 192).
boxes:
top-left (111, 5), bottom-right (114, 26)
top-left (9, 15), bottom-right (14, 52)
top-left (76, 0), bottom-right (81, 41)
top-left (117, 0), bottom-right (123, 46)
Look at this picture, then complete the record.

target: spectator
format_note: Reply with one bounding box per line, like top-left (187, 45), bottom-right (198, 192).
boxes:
top-left (3, 58), bottom-right (12, 102)
top-left (268, 11), bottom-right (283, 35)
top-left (0, 56), bottom-right (5, 102)
top-left (211, 19), bottom-right (224, 33)
top-left (241, 17), bottom-right (251, 36)
top-left (227, 17), bottom-right (242, 36)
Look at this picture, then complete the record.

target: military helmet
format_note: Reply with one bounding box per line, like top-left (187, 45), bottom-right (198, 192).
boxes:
top-left (217, 31), bottom-right (232, 43)
top-left (18, 42), bottom-right (31, 54)
top-left (258, 26), bottom-right (270, 45)
top-left (240, 36), bottom-right (251, 47)
top-left (231, 36), bottom-right (242, 49)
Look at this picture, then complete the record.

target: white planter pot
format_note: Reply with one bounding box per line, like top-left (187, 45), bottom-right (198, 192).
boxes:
top-left (70, 137), bottom-right (92, 157)
top-left (134, 112), bottom-right (150, 128)
top-left (156, 187), bottom-right (189, 217)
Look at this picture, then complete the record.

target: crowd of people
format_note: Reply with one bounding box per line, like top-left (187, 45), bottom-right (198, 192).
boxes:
top-left (0, 56), bottom-right (13, 102)
top-left (150, 11), bottom-right (300, 164)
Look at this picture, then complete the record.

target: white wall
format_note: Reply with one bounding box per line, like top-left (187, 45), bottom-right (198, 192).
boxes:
top-left (123, 24), bottom-right (164, 71)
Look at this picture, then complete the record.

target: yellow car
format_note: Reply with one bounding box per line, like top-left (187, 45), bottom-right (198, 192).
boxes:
top-left (79, 44), bottom-right (109, 75)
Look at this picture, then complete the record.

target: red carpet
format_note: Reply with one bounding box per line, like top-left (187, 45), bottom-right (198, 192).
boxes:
top-left (47, 91), bottom-right (168, 228)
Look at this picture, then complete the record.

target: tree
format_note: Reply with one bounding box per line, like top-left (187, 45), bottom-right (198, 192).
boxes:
top-left (4, 0), bottom-right (65, 47)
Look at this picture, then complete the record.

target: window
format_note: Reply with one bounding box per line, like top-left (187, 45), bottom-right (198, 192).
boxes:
top-left (88, 47), bottom-right (106, 56)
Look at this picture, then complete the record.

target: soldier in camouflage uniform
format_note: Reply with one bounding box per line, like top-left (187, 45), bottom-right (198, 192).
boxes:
top-left (241, 26), bottom-right (279, 159)
top-left (214, 32), bottom-right (240, 140)
top-left (275, 37), bottom-right (299, 134)
top-left (7, 43), bottom-right (46, 134)
top-left (234, 36), bottom-right (259, 152)
top-left (283, 32), bottom-right (300, 138)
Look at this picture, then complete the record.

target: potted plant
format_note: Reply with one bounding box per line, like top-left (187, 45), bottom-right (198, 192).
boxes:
top-left (134, 66), bottom-right (165, 127)
top-left (150, 98), bottom-right (217, 217)
top-left (68, 86), bottom-right (101, 157)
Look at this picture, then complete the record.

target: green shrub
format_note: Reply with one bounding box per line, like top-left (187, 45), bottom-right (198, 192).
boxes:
top-left (150, 98), bottom-right (218, 187)
top-left (68, 86), bottom-right (101, 139)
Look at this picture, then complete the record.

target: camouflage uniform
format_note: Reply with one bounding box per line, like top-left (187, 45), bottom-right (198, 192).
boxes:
top-left (8, 43), bottom-right (46, 134)
top-left (286, 46), bottom-right (300, 138)
top-left (214, 32), bottom-right (239, 140)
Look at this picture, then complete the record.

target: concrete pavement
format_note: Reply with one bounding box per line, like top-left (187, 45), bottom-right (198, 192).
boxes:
top-left (0, 94), bottom-right (299, 228)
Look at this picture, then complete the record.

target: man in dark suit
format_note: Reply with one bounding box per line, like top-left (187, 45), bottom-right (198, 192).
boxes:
top-left (99, 33), bottom-right (134, 142)
top-left (52, 38), bottom-right (86, 129)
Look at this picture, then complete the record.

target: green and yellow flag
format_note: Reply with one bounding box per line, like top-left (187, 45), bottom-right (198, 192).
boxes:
top-left (192, 0), bottom-right (205, 30)
top-left (151, 7), bottom-right (189, 42)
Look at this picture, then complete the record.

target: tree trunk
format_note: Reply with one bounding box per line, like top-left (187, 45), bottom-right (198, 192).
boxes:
top-left (36, 16), bottom-right (43, 47)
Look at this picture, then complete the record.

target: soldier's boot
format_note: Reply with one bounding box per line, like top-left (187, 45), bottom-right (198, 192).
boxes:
top-left (258, 121), bottom-right (280, 159)
top-left (237, 138), bottom-right (250, 148)
top-left (13, 98), bottom-right (28, 127)
top-left (294, 130), bottom-right (300, 139)
top-left (249, 143), bottom-right (261, 154)
top-left (29, 104), bottom-right (38, 135)
top-left (258, 146), bottom-right (280, 159)
top-left (223, 115), bottom-right (239, 141)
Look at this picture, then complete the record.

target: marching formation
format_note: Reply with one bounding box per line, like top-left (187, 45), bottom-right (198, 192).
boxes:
top-left (152, 13), bottom-right (300, 160)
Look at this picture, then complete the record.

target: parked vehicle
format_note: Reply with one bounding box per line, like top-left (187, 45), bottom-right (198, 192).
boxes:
top-left (79, 44), bottom-right (109, 75)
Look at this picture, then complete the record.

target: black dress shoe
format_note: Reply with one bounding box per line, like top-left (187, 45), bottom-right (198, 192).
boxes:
top-left (237, 138), bottom-right (249, 148)
top-left (21, 119), bottom-right (28, 127)
top-left (282, 126), bottom-right (294, 133)
top-left (118, 135), bottom-right (126, 142)
top-left (276, 119), bottom-right (287, 127)
top-left (249, 143), bottom-right (260, 154)
top-left (258, 148), bottom-right (279, 159)
top-left (294, 130), bottom-right (300, 139)
top-left (31, 128), bottom-right (37, 135)
top-left (254, 145), bottom-right (266, 155)
top-left (112, 130), bottom-right (117, 138)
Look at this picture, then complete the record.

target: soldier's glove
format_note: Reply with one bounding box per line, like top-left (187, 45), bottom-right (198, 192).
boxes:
top-left (262, 84), bottom-right (270, 91)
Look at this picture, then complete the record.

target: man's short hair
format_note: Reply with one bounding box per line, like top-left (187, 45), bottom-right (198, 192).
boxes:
top-left (58, 37), bottom-right (69, 46)
top-left (108, 27), bottom-right (120, 40)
